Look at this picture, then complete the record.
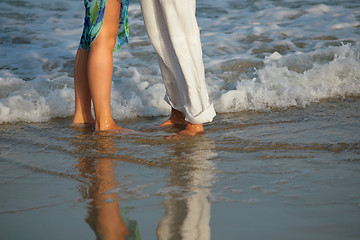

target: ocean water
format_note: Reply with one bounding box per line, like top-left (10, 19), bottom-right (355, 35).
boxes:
top-left (0, 0), bottom-right (360, 239)
top-left (0, 0), bottom-right (359, 122)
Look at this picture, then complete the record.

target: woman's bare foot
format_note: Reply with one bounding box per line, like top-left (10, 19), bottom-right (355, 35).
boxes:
top-left (160, 108), bottom-right (187, 127)
top-left (166, 123), bottom-right (204, 140)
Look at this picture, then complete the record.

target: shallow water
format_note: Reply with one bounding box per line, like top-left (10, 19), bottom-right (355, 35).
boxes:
top-left (1, 98), bottom-right (360, 239)
top-left (1, 0), bottom-right (360, 239)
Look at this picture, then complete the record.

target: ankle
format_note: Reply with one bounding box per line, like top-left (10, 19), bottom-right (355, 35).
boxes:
top-left (95, 119), bottom-right (117, 131)
top-left (171, 108), bottom-right (185, 119)
top-left (169, 108), bottom-right (187, 124)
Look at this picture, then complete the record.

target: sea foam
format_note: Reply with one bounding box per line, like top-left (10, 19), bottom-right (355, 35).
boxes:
top-left (1, 44), bottom-right (358, 123)
top-left (214, 44), bottom-right (360, 113)
top-left (0, 0), bottom-right (359, 123)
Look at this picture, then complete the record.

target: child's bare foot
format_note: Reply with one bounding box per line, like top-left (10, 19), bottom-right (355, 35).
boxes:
top-left (160, 108), bottom-right (187, 127)
top-left (166, 123), bottom-right (204, 140)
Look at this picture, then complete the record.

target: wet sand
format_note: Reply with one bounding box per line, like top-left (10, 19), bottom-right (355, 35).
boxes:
top-left (0, 97), bottom-right (360, 239)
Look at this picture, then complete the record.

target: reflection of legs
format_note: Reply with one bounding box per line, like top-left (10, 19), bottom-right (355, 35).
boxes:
top-left (157, 140), bottom-right (215, 239)
top-left (88, 0), bottom-right (122, 131)
top-left (76, 136), bottom-right (129, 239)
top-left (95, 159), bottom-right (129, 240)
top-left (73, 49), bottom-right (95, 125)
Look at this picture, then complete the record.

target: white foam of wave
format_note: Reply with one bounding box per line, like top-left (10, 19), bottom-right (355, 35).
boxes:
top-left (214, 44), bottom-right (360, 112)
top-left (109, 67), bottom-right (169, 119)
top-left (0, 67), bottom-right (169, 123)
top-left (0, 77), bottom-right (74, 123)
top-left (1, 45), bottom-right (359, 123)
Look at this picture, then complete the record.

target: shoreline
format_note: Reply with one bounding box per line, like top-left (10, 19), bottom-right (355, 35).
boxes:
top-left (1, 97), bottom-right (359, 239)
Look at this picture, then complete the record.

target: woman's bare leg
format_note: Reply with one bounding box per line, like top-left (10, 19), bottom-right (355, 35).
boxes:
top-left (72, 48), bottom-right (95, 125)
top-left (88, 0), bottom-right (123, 131)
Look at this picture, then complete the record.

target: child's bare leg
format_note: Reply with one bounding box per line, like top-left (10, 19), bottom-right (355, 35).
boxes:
top-left (88, 0), bottom-right (122, 131)
top-left (72, 48), bottom-right (95, 125)
top-left (160, 108), bottom-right (188, 126)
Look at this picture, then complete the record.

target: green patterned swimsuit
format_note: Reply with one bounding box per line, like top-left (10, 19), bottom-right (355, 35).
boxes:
top-left (79, 0), bottom-right (129, 52)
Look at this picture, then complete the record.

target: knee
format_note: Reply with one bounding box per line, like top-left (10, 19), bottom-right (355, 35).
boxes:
top-left (91, 32), bottom-right (117, 52)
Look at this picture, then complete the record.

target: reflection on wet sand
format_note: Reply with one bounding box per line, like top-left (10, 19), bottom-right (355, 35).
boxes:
top-left (71, 126), bottom-right (217, 240)
top-left (157, 138), bottom-right (217, 240)
top-left (72, 128), bottom-right (140, 240)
